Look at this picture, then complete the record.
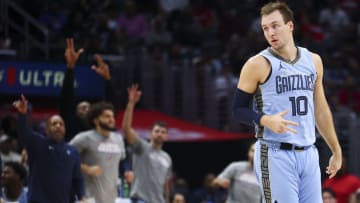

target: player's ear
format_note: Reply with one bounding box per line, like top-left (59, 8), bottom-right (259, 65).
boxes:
top-left (288, 21), bottom-right (294, 31)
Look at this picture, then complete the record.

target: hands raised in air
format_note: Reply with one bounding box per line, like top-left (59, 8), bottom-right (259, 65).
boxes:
top-left (91, 54), bottom-right (111, 80)
top-left (64, 38), bottom-right (111, 80)
top-left (64, 38), bottom-right (84, 69)
top-left (13, 94), bottom-right (28, 114)
top-left (127, 84), bottom-right (142, 105)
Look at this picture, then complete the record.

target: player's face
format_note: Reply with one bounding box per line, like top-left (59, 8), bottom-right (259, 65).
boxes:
top-left (95, 109), bottom-right (116, 131)
top-left (46, 115), bottom-right (65, 142)
top-left (151, 125), bottom-right (168, 145)
top-left (261, 10), bottom-right (293, 50)
top-left (76, 101), bottom-right (90, 119)
top-left (1, 166), bottom-right (17, 186)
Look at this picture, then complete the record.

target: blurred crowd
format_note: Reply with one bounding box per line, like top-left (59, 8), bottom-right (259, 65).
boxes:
top-left (1, 0), bottom-right (360, 202)
top-left (1, 0), bottom-right (359, 116)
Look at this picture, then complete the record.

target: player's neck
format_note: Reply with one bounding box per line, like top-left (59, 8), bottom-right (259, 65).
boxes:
top-left (96, 128), bottom-right (110, 137)
top-left (271, 44), bottom-right (297, 63)
top-left (150, 141), bottom-right (163, 150)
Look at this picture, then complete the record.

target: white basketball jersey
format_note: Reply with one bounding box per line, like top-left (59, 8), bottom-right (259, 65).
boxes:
top-left (255, 47), bottom-right (317, 146)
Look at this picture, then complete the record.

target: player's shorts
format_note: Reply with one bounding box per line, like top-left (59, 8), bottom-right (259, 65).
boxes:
top-left (254, 140), bottom-right (322, 203)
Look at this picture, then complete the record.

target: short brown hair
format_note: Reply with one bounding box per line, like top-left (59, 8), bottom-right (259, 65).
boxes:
top-left (87, 101), bottom-right (114, 127)
top-left (152, 121), bottom-right (168, 130)
top-left (260, 1), bottom-right (294, 23)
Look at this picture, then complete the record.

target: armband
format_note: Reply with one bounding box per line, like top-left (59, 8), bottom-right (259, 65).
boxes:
top-left (232, 88), bottom-right (264, 126)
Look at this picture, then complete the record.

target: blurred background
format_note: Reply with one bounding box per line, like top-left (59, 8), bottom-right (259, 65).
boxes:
top-left (0, 0), bottom-right (359, 197)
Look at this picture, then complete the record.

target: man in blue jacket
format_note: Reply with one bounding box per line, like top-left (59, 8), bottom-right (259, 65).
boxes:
top-left (13, 95), bottom-right (84, 203)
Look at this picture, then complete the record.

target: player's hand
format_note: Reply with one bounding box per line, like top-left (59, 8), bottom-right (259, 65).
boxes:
top-left (64, 38), bottom-right (84, 69)
top-left (13, 94), bottom-right (28, 114)
top-left (326, 153), bottom-right (342, 178)
top-left (87, 165), bottom-right (102, 177)
top-left (91, 54), bottom-right (111, 80)
top-left (262, 110), bottom-right (298, 134)
top-left (127, 84), bottom-right (142, 104)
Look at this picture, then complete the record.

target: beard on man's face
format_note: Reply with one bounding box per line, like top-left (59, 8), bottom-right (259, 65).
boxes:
top-left (49, 130), bottom-right (64, 142)
top-left (98, 120), bottom-right (116, 131)
top-left (152, 135), bottom-right (165, 145)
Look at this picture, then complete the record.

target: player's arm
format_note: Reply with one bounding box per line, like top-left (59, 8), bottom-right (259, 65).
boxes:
top-left (14, 95), bottom-right (43, 149)
top-left (60, 38), bottom-right (84, 140)
top-left (91, 54), bottom-right (117, 110)
top-left (80, 164), bottom-right (102, 177)
top-left (163, 164), bottom-right (172, 203)
top-left (312, 53), bottom-right (342, 178)
top-left (70, 134), bottom-right (102, 177)
top-left (212, 162), bottom-right (235, 189)
top-left (233, 55), bottom-right (267, 125)
top-left (72, 149), bottom-right (85, 199)
top-left (122, 84), bottom-right (142, 145)
top-left (212, 178), bottom-right (231, 189)
top-left (163, 179), bottom-right (171, 203)
top-left (233, 55), bottom-right (298, 133)
top-left (60, 38), bottom-right (84, 113)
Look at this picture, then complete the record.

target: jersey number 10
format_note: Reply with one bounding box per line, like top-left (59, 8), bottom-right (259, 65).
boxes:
top-left (289, 96), bottom-right (308, 116)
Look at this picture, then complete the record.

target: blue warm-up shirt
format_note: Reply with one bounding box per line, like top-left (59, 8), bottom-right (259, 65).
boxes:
top-left (17, 114), bottom-right (84, 203)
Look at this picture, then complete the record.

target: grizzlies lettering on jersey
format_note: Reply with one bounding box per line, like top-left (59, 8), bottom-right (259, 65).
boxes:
top-left (254, 47), bottom-right (317, 146)
top-left (275, 74), bottom-right (315, 94)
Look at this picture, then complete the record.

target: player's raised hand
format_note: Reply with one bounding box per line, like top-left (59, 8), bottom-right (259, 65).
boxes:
top-left (91, 54), bottom-right (111, 80)
top-left (127, 84), bottom-right (142, 105)
top-left (13, 94), bottom-right (28, 114)
top-left (326, 154), bottom-right (342, 178)
top-left (262, 110), bottom-right (299, 134)
top-left (64, 38), bottom-right (84, 69)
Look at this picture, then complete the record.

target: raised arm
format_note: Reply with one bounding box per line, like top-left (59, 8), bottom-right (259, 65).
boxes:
top-left (60, 38), bottom-right (84, 140)
top-left (64, 38), bottom-right (84, 69)
top-left (122, 84), bottom-right (142, 145)
top-left (91, 54), bottom-right (116, 109)
top-left (60, 38), bottom-right (84, 104)
top-left (312, 53), bottom-right (342, 178)
top-left (13, 95), bottom-right (42, 149)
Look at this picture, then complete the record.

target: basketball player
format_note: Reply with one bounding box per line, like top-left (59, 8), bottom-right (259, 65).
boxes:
top-left (232, 2), bottom-right (342, 203)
